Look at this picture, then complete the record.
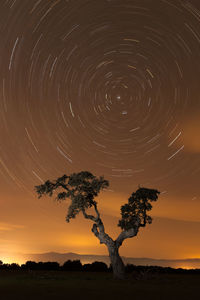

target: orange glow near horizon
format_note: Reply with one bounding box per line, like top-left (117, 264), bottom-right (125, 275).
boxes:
top-left (0, 255), bottom-right (24, 265)
top-left (1, 190), bottom-right (200, 266)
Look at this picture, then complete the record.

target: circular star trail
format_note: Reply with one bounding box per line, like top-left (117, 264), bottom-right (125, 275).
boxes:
top-left (0, 0), bottom-right (200, 195)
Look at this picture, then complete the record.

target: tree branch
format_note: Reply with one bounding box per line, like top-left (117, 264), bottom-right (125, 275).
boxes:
top-left (58, 183), bottom-right (70, 191)
top-left (82, 204), bottom-right (114, 247)
top-left (92, 203), bottom-right (106, 235)
top-left (93, 202), bottom-right (100, 220)
top-left (82, 203), bottom-right (102, 225)
top-left (91, 224), bottom-right (114, 247)
top-left (115, 227), bottom-right (139, 248)
top-left (82, 209), bottom-right (97, 222)
top-left (92, 224), bottom-right (104, 244)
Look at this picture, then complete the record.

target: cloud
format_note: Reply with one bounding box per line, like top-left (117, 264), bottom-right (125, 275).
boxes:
top-left (179, 115), bottom-right (200, 153)
top-left (151, 194), bottom-right (200, 223)
top-left (0, 223), bottom-right (24, 231)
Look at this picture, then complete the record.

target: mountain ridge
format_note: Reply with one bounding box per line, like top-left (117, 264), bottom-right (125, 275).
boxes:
top-left (5, 252), bottom-right (200, 268)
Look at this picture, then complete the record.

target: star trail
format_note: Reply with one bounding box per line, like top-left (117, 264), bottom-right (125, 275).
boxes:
top-left (0, 0), bottom-right (200, 262)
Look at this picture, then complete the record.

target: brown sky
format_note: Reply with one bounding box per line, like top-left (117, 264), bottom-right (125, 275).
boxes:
top-left (0, 0), bottom-right (200, 265)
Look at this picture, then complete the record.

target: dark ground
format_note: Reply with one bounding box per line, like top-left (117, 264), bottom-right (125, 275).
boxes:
top-left (0, 270), bottom-right (199, 300)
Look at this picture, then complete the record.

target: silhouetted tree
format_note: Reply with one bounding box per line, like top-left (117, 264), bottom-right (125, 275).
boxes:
top-left (42, 261), bottom-right (60, 270)
top-left (9, 263), bottom-right (20, 270)
top-left (24, 261), bottom-right (38, 270)
top-left (35, 171), bottom-right (160, 279)
top-left (82, 261), bottom-right (108, 272)
top-left (22, 261), bottom-right (60, 271)
top-left (62, 260), bottom-right (82, 271)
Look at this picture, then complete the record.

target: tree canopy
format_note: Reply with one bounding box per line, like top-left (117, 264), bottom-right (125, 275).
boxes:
top-left (35, 171), bottom-right (109, 222)
top-left (118, 187), bottom-right (159, 231)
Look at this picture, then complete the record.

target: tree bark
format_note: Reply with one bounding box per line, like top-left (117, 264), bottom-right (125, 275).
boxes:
top-left (107, 244), bottom-right (125, 280)
top-left (91, 223), bottom-right (125, 279)
top-left (85, 207), bottom-right (127, 279)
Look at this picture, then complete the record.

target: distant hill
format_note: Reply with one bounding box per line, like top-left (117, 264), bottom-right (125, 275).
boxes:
top-left (6, 252), bottom-right (200, 269)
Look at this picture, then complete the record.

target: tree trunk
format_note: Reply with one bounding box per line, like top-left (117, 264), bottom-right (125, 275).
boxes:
top-left (107, 244), bottom-right (125, 279)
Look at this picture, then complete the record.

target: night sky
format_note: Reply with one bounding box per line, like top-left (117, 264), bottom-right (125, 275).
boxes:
top-left (1, 0), bottom-right (200, 266)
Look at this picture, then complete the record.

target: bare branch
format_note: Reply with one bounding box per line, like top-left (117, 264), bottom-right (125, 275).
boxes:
top-left (91, 223), bottom-right (114, 247)
top-left (92, 224), bottom-right (104, 244)
top-left (115, 227), bottom-right (139, 248)
top-left (81, 202), bottom-right (114, 247)
top-left (82, 209), bottom-right (97, 222)
top-left (93, 202), bottom-right (100, 219)
top-left (82, 202), bottom-right (103, 225)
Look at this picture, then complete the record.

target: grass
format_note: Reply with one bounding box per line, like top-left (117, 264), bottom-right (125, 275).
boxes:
top-left (0, 270), bottom-right (199, 300)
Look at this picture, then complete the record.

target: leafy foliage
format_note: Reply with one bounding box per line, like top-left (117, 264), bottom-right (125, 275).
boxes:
top-left (35, 172), bottom-right (159, 233)
top-left (35, 174), bottom-right (69, 198)
top-left (35, 171), bottom-right (109, 222)
top-left (118, 187), bottom-right (160, 230)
